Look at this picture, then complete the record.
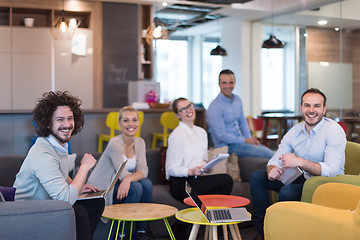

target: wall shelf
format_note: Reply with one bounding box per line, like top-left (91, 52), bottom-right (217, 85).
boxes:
top-left (54, 10), bottom-right (91, 28)
top-left (0, 7), bottom-right (10, 26)
top-left (141, 5), bottom-right (153, 79)
top-left (0, 7), bottom-right (90, 28)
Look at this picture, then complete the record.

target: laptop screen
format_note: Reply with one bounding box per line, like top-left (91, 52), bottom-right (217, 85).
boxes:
top-left (185, 181), bottom-right (207, 214)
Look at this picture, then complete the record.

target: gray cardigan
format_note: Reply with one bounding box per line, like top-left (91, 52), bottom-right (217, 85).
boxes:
top-left (14, 137), bottom-right (78, 205)
top-left (87, 134), bottom-right (148, 205)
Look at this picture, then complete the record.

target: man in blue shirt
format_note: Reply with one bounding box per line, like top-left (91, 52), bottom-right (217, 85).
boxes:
top-left (206, 69), bottom-right (274, 159)
top-left (250, 88), bottom-right (346, 240)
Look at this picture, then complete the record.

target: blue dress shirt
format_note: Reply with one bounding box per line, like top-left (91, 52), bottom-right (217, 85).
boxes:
top-left (206, 93), bottom-right (252, 148)
top-left (267, 117), bottom-right (346, 179)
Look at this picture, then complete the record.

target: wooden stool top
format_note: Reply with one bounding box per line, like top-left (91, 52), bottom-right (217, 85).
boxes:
top-left (102, 203), bottom-right (178, 221)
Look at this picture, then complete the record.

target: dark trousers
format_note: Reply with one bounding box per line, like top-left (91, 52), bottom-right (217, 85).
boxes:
top-left (250, 169), bottom-right (306, 234)
top-left (73, 198), bottom-right (105, 240)
top-left (169, 174), bottom-right (234, 202)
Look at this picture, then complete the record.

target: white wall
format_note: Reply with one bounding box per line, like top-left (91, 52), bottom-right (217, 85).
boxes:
top-left (221, 18), bottom-right (254, 117)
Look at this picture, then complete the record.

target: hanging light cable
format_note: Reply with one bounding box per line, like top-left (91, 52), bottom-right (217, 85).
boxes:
top-left (51, 0), bottom-right (81, 40)
top-left (145, 1), bottom-right (168, 44)
top-left (262, 0), bottom-right (284, 48)
top-left (210, 16), bottom-right (227, 56)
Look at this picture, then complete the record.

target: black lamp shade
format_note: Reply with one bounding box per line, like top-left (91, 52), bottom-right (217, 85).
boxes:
top-left (262, 35), bottom-right (285, 48)
top-left (210, 45), bottom-right (228, 56)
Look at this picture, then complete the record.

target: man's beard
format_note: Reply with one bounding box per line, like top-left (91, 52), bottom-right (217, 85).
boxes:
top-left (302, 112), bottom-right (324, 127)
top-left (52, 127), bottom-right (73, 144)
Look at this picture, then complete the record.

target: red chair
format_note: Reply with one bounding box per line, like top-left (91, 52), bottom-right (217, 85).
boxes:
top-left (337, 121), bottom-right (347, 133)
top-left (247, 117), bottom-right (278, 146)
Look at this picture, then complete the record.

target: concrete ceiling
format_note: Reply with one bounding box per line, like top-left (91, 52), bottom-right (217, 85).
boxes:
top-left (89, 0), bottom-right (358, 35)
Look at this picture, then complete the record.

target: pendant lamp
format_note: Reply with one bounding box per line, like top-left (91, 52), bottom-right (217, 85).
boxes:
top-left (145, 1), bottom-right (168, 44)
top-left (51, 0), bottom-right (80, 40)
top-left (262, 0), bottom-right (284, 49)
top-left (210, 45), bottom-right (228, 56)
top-left (145, 17), bottom-right (168, 44)
top-left (262, 35), bottom-right (284, 48)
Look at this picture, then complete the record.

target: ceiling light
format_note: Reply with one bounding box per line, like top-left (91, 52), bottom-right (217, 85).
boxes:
top-left (146, 17), bottom-right (168, 44)
top-left (262, 35), bottom-right (285, 48)
top-left (335, 27), bottom-right (340, 31)
top-left (262, 0), bottom-right (285, 49)
top-left (317, 20), bottom-right (328, 25)
top-left (210, 45), bottom-right (228, 56)
top-left (304, 33), bottom-right (308, 38)
top-left (51, 0), bottom-right (80, 40)
top-left (320, 62), bottom-right (329, 67)
top-left (162, 2), bottom-right (168, 7)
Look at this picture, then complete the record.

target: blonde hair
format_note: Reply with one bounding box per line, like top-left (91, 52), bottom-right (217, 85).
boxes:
top-left (118, 106), bottom-right (138, 121)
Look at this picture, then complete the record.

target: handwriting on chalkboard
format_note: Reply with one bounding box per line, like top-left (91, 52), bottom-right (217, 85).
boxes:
top-left (107, 64), bottom-right (128, 84)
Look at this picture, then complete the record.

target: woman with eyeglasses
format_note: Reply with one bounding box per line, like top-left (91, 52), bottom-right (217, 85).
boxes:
top-left (165, 97), bottom-right (233, 202)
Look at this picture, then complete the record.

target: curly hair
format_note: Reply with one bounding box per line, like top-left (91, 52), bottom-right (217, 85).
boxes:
top-left (32, 91), bottom-right (85, 137)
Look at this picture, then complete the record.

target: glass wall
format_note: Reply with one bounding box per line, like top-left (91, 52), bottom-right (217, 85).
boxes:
top-left (258, 0), bottom-right (360, 117)
top-left (201, 40), bottom-right (222, 109)
top-left (155, 39), bottom-right (189, 102)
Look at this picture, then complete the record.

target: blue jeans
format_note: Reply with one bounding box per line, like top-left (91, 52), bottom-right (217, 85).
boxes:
top-left (228, 143), bottom-right (274, 159)
top-left (113, 178), bottom-right (153, 233)
top-left (250, 169), bottom-right (305, 234)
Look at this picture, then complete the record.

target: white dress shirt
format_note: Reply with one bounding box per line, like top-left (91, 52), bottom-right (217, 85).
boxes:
top-left (165, 121), bottom-right (208, 179)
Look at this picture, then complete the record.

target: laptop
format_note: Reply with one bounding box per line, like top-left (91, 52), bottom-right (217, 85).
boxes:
top-left (77, 160), bottom-right (127, 200)
top-left (185, 181), bottom-right (251, 223)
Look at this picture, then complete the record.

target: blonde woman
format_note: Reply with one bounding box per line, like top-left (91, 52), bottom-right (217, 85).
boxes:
top-left (87, 106), bottom-right (152, 239)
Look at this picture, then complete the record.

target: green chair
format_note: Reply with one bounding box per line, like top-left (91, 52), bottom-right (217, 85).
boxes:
top-left (301, 141), bottom-right (360, 202)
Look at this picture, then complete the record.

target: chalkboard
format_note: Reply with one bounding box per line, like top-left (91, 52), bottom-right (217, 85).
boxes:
top-left (102, 2), bottom-right (139, 108)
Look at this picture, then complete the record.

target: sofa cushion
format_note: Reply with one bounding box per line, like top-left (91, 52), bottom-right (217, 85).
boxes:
top-left (207, 146), bottom-right (228, 174)
top-left (227, 153), bottom-right (242, 182)
top-left (0, 200), bottom-right (76, 240)
top-left (0, 155), bottom-right (25, 187)
top-left (0, 187), bottom-right (16, 201)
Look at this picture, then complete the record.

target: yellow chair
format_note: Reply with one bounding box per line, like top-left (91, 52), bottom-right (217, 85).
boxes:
top-left (97, 111), bottom-right (144, 152)
top-left (264, 183), bottom-right (360, 240)
top-left (151, 112), bottom-right (179, 149)
top-left (301, 141), bottom-right (360, 203)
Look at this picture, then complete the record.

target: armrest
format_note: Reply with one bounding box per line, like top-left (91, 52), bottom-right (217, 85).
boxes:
top-left (264, 201), bottom-right (359, 240)
top-left (0, 200), bottom-right (76, 240)
top-left (238, 157), bottom-right (268, 182)
top-left (312, 182), bottom-right (360, 210)
top-left (301, 175), bottom-right (360, 203)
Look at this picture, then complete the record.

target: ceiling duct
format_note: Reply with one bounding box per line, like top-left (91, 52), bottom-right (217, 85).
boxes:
top-left (157, 4), bottom-right (226, 33)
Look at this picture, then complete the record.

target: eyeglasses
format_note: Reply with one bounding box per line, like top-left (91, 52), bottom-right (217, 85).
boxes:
top-left (178, 103), bottom-right (194, 113)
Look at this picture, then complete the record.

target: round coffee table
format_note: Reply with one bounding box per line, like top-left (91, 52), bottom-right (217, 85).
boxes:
top-left (182, 195), bottom-right (251, 240)
top-left (102, 203), bottom-right (178, 240)
top-left (176, 207), bottom-right (251, 240)
top-left (183, 194), bottom-right (250, 208)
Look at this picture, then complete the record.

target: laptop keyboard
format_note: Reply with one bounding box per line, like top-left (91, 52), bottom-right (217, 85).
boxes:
top-left (207, 209), bottom-right (232, 221)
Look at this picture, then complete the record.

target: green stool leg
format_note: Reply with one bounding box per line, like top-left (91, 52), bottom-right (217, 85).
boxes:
top-left (163, 218), bottom-right (176, 240)
top-left (107, 220), bottom-right (115, 240)
top-left (121, 221), bottom-right (125, 240)
top-left (116, 220), bottom-right (121, 240)
top-left (129, 221), bottom-right (133, 240)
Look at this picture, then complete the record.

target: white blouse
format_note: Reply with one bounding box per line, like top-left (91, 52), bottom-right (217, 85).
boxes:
top-left (123, 154), bottom-right (137, 172)
top-left (165, 121), bottom-right (208, 179)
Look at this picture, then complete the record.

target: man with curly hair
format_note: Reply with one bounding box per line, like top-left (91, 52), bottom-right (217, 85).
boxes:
top-left (14, 91), bottom-right (104, 240)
